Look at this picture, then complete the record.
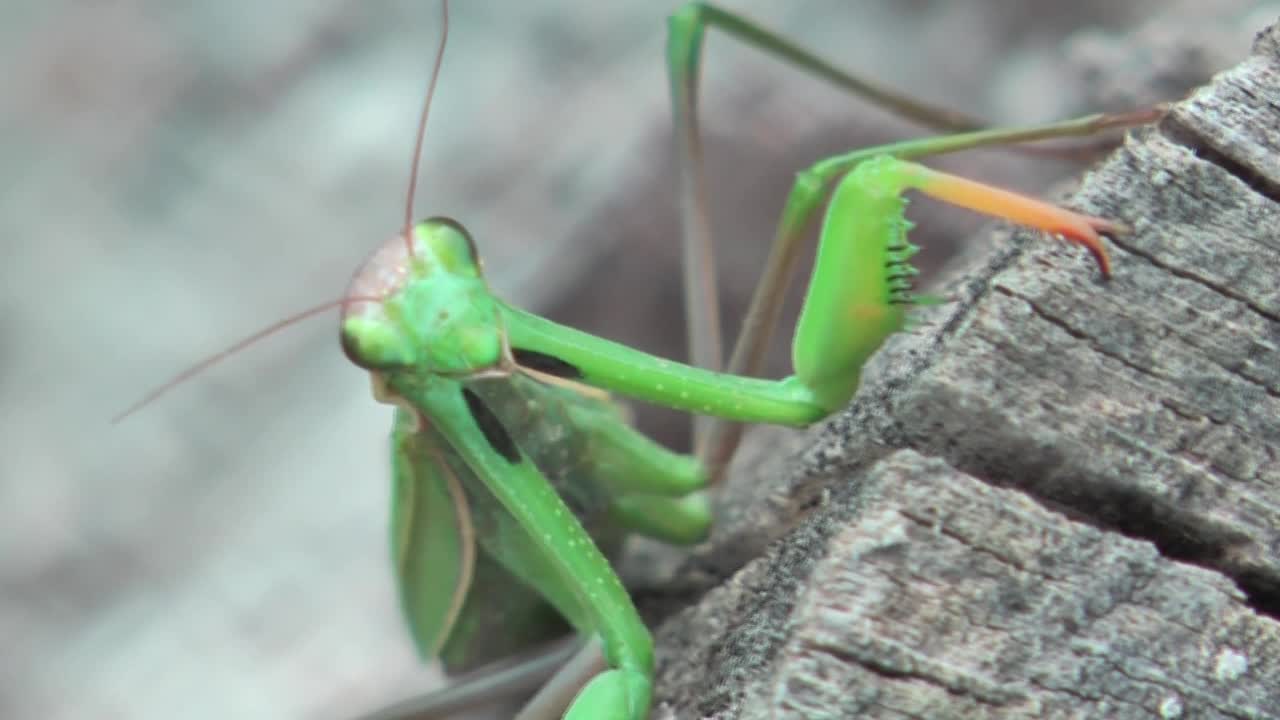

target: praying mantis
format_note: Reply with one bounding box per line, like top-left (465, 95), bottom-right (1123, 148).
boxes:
top-left (122, 3), bottom-right (1166, 719)
top-left (337, 2), bottom-right (1159, 715)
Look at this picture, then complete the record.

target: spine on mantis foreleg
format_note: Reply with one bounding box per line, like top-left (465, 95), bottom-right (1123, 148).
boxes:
top-left (792, 153), bottom-right (1118, 415)
top-left (792, 156), bottom-right (921, 414)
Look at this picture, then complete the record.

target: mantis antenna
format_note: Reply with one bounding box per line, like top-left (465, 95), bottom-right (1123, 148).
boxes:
top-left (399, 0), bottom-right (450, 258)
top-left (114, 2), bottom-right (453, 423)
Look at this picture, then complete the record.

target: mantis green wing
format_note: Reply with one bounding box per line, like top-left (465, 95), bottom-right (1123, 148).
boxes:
top-left (390, 406), bottom-right (566, 671)
top-left (391, 369), bottom-right (708, 675)
top-left (388, 408), bottom-right (472, 660)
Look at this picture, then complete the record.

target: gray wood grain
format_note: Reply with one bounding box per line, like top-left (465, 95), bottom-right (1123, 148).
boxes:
top-left (656, 452), bottom-right (1274, 719)
top-left (649, 18), bottom-right (1280, 720)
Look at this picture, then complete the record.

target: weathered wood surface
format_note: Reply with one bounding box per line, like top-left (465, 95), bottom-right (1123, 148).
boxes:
top-left (649, 22), bottom-right (1280, 720)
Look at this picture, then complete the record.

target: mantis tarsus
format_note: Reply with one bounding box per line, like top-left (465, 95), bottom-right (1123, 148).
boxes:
top-left (125, 3), bottom-right (1163, 719)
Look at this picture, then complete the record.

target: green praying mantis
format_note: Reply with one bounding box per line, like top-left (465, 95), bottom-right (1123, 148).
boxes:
top-left (122, 3), bottom-right (1166, 719)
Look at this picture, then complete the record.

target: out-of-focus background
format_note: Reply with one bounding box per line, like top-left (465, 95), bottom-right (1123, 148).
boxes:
top-left (3, 2), bottom-right (1271, 719)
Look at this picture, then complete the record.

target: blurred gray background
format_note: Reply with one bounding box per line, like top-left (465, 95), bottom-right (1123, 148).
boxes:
top-left (2, 1), bottom-right (1270, 719)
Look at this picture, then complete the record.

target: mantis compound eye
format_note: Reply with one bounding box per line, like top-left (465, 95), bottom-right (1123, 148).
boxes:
top-left (422, 216), bottom-right (480, 274)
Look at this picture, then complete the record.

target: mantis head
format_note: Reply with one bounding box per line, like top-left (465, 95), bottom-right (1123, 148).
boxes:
top-left (340, 217), bottom-right (505, 376)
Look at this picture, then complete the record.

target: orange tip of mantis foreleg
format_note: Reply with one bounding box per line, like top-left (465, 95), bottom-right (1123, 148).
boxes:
top-left (912, 166), bottom-right (1120, 280)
